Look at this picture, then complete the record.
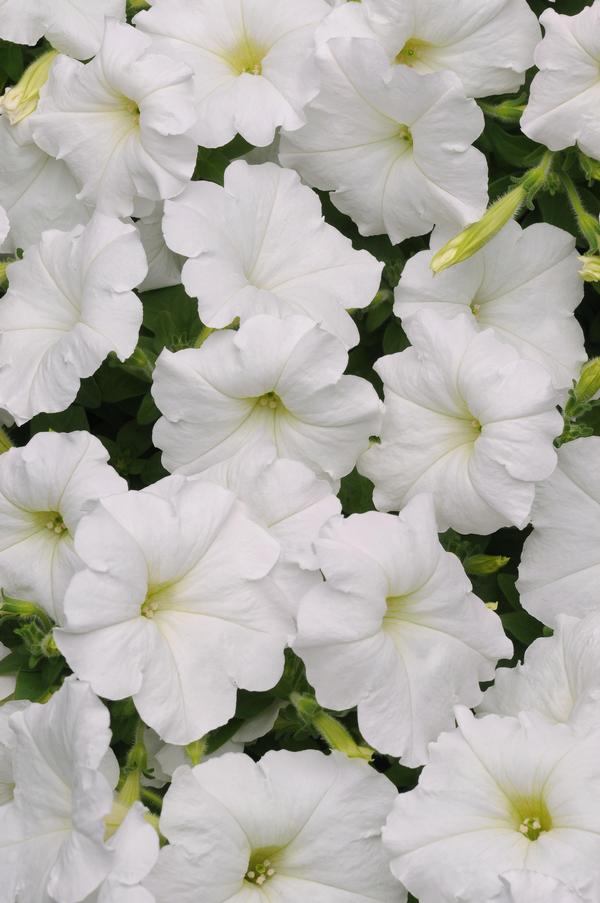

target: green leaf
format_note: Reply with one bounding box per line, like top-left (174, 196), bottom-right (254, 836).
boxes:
top-left (96, 362), bottom-right (147, 402)
top-left (30, 405), bottom-right (89, 435)
top-left (137, 392), bottom-right (161, 425)
top-left (141, 284), bottom-right (201, 349)
top-left (0, 648), bottom-right (27, 675)
top-left (501, 610), bottom-right (543, 646)
top-left (0, 42), bottom-right (23, 81)
top-left (338, 469), bottom-right (374, 515)
top-left (382, 318), bottom-right (409, 355)
top-left (484, 121), bottom-right (540, 169)
top-left (75, 376), bottom-right (102, 409)
top-left (497, 573), bottom-right (520, 610)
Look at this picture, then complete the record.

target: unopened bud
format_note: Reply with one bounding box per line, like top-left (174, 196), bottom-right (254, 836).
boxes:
top-left (574, 358), bottom-right (600, 406)
top-left (290, 692), bottom-right (373, 762)
top-left (0, 50), bottom-right (58, 125)
top-left (463, 554), bottom-right (510, 576)
top-left (579, 254), bottom-right (600, 282)
top-left (431, 186), bottom-right (526, 274)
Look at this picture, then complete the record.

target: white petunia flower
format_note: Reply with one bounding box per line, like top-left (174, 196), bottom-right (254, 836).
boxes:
top-left (0, 643), bottom-right (16, 701)
top-left (152, 315), bottom-right (383, 481)
top-left (0, 205), bottom-right (8, 247)
top-left (394, 221), bottom-right (585, 390)
top-left (0, 677), bottom-right (120, 903)
top-left (518, 437), bottom-right (600, 626)
top-left (32, 20), bottom-right (198, 218)
top-left (0, 431), bottom-right (126, 624)
top-left (359, 311), bottom-right (562, 534)
top-left (144, 749), bottom-right (400, 902)
top-left (200, 453), bottom-right (340, 613)
top-left (383, 708), bottom-right (600, 903)
top-left (521, 4), bottom-right (600, 160)
top-left (294, 494), bottom-right (511, 766)
top-left (88, 802), bottom-right (159, 903)
top-left (0, 214), bottom-right (147, 425)
top-left (0, 117), bottom-right (88, 255)
top-left (317, 0), bottom-right (541, 98)
top-left (55, 475), bottom-right (293, 746)
top-left (495, 871), bottom-right (586, 903)
top-left (479, 613), bottom-right (600, 733)
top-left (134, 0), bottom-right (329, 148)
top-left (0, 701), bottom-right (28, 805)
top-left (0, 0), bottom-right (125, 59)
top-left (135, 204), bottom-right (183, 294)
top-left (279, 37), bottom-right (488, 243)
top-left (163, 160), bottom-right (383, 348)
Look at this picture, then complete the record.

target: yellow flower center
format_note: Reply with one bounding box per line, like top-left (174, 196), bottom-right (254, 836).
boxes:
top-left (121, 96), bottom-right (140, 125)
top-left (40, 512), bottom-right (68, 537)
top-left (256, 391), bottom-right (282, 411)
top-left (396, 123), bottom-right (413, 148)
top-left (225, 38), bottom-right (266, 76)
top-left (511, 795), bottom-right (552, 841)
top-left (245, 848), bottom-right (280, 886)
top-left (140, 581), bottom-right (176, 619)
top-left (395, 37), bottom-right (431, 67)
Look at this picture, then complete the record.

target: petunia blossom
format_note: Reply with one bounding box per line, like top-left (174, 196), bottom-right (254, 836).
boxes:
top-left (521, 4), bottom-right (600, 161)
top-left (134, 0), bottom-right (329, 148)
top-left (135, 203), bottom-right (183, 294)
top-left (294, 494), bottom-right (511, 765)
top-left (0, 205), bottom-right (8, 246)
top-left (359, 311), bottom-right (562, 534)
top-left (495, 871), bottom-right (587, 903)
top-left (0, 431), bottom-right (126, 623)
top-left (199, 452), bottom-right (340, 614)
top-left (32, 20), bottom-right (198, 217)
top-left (0, 214), bottom-right (147, 425)
top-left (383, 708), bottom-right (600, 903)
top-left (479, 612), bottom-right (600, 734)
top-left (279, 37), bottom-right (488, 243)
top-left (55, 475), bottom-right (293, 746)
top-left (394, 221), bottom-right (585, 390)
top-left (163, 160), bottom-right (383, 348)
top-left (518, 437), bottom-right (600, 626)
top-left (0, 678), bottom-right (120, 903)
top-left (0, 0), bottom-right (125, 59)
top-left (144, 749), bottom-right (400, 903)
top-left (0, 117), bottom-right (88, 256)
top-left (88, 802), bottom-right (159, 903)
top-left (152, 314), bottom-right (383, 482)
top-left (317, 0), bottom-right (541, 98)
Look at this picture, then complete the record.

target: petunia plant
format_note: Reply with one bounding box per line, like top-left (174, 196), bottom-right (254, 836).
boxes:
top-left (0, 0), bottom-right (600, 901)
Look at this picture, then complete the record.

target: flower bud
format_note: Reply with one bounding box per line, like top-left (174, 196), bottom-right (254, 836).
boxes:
top-left (463, 554), bottom-right (510, 576)
top-left (0, 50), bottom-right (58, 125)
top-left (579, 254), bottom-right (600, 282)
top-left (291, 692), bottom-right (373, 761)
top-left (573, 358), bottom-right (600, 406)
top-left (431, 186), bottom-right (526, 274)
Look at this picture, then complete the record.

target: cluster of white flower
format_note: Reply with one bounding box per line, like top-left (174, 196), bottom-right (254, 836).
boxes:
top-left (0, 0), bottom-right (599, 901)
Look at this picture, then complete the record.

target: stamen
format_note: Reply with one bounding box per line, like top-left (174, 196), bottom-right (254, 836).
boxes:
top-left (245, 856), bottom-right (277, 885)
top-left (519, 816), bottom-right (544, 841)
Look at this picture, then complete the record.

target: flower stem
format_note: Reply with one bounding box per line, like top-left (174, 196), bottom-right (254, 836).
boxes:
top-left (431, 151), bottom-right (555, 273)
top-left (193, 326), bottom-right (215, 348)
top-left (561, 174), bottom-right (600, 251)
